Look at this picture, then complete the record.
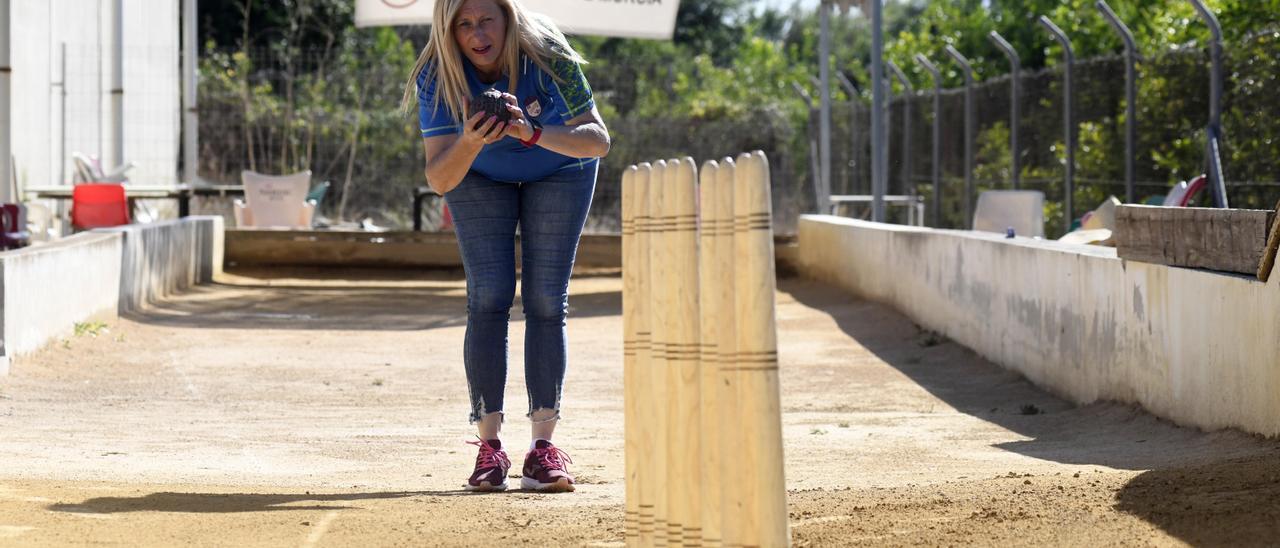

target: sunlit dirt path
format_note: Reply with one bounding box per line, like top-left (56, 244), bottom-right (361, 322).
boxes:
top-left (1, 268), bottom-right (1276, 546)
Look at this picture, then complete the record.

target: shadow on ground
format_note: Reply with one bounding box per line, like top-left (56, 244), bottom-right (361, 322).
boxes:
top-left (780, 277), bottom-right (1275, 472)
top-left (1115, 449), bottom-right (1280, 546)
top-left (45, 490), bottom-right (478, 514)
top-left (122, 267), bottom-right (620, 332)
top-left (781, 277), bottom-right (1280, 546)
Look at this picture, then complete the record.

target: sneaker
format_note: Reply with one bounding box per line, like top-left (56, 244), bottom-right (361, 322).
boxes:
top-left (520, 440), bottom-right (575, 492)
top-left (464, 438), bottom-right (511, 492)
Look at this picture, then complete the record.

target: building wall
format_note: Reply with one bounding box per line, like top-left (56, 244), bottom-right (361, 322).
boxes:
top-left (797, 215), bottom-right (1280, 437)
top-left (11, 0), bottom-right (180, 189)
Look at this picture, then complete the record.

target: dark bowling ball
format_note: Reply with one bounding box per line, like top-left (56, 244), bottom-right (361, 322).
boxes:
top-left (469, 88), bottom-right (511, 134)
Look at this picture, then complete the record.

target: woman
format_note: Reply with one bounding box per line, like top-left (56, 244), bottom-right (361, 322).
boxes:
top-left (401, 0), bottom-right (610, 493)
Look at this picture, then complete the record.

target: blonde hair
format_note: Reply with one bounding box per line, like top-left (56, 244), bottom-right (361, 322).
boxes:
top-left (401, 0), bottom-right (587, 124)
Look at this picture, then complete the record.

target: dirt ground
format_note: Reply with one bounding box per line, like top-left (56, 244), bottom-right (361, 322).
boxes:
top-left (1, 267), bottom-right (1278, 547)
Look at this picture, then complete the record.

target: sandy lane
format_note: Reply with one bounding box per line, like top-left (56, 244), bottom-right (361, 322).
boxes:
top-left (1, 268), bottom-right (1276, 546)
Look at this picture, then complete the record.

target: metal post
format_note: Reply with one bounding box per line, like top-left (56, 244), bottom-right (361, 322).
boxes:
top-left (914, 54), bottom-right (943, 228)
top-left (110, 0), bottom-right (124, 169)
top-left (1040, 16), bottom-right (1075, 232)
top-left (944, 45), bottom-right (975, 228)
top-left (793, 82), bottom-right (824, 213)
top-left (1188, 0), bottom-right (1229, 208)
top-left (988, 31), bottom-right (1021, 189)
top-left (887, 61), bottom-right (912, 200)
top-left (0, 0), bottom-right (6, 368)
top-left (882, 74), bottom-right (891, 199)
top-left (818, 0), bottom-right (833, 214)
top-left (53, 44), bottom-right (67, 186)
top-left (836, 73), bottom-right (861, 196)
top-left (869, 0), bottom-right (886, 222)
top-left (0, 0), bottom-right (10, 203)
top-left (809, 74), bottom-right (827, 198)
top-left (1097, 0), bottom-right (1137, 203)
top-left (183, 0), bottom-right (199, 188)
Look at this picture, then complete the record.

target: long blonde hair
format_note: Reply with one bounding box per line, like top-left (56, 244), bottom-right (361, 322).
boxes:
top-left (401, 0), bottom-right (587, 123)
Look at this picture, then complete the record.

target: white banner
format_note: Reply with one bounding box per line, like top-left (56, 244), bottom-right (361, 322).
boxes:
top-left (355, 0), bottom-right (680, 40)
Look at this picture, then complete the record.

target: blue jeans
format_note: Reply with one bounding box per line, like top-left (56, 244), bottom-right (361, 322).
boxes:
top-left (444, 164), bottom-right (598, 423)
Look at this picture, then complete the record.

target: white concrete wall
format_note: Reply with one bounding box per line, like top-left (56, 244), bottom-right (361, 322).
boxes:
top-left (797, 215), bottom-right (1280, 437)
top-left (11, 0), bottom-right (180, 188)
top-left (1, 232), bottom-right (123, 374)
top-left (101, 216), bottom-right (224, 314)
top-left (0, 217), bottom-right (223, 374)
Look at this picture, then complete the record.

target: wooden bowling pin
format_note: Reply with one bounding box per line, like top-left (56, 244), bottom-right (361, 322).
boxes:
top-left (733, 152), bottom-right (788, 547)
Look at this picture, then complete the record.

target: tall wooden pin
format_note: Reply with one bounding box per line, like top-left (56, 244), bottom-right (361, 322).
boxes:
top-left (669, 157), bottom-right (702, 545)
top-left (734, 151), bottom-right (788, 547)
top-left (622, 166), bottom-right (638, 544)
top-left (714, 156), bottom-right (744, 547)
top-left (647, 159), bottom-right (672, 546)
top-left (697, 160), bottom-right (723, 548)
top-left (633, 163), bottom-right (657, 546)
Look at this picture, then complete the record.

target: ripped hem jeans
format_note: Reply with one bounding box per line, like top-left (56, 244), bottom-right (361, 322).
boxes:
top-left (444, 164), bottom-right (597, 424)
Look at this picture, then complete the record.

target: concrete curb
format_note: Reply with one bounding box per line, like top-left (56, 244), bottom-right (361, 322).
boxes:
top-left (0, 217), bottom-right (223, 374)
top-left (797, 215), bottom-right (1280, 437)
top-left (97, 216), bottom-right (224, 315)
top-left (1, 232), bottom-right (123, 368)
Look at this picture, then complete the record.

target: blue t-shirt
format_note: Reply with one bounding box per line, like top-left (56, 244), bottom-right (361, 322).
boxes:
top-left (418, 54), bottom-right (599, 183)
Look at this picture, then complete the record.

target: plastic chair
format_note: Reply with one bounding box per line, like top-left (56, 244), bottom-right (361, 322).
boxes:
top-left (72, 152), bottom-right (133, 184)
top-left (1, 204), bottom-right (32, 250)
top-left (71, 184), bottom-right (131, 230)
top-left (1178, 175), bottom-right (1207, 207)
top-left (973, 190), bottom-right (1045, 238)
top-left (441, 203), bottom-right (454, 230)
top-left (306, 181), bottom-right (331, 209)
top-left (234, 170), bottom-right (315, 228)
top-left (1161, 175), bottom-right (1207, 208)
top-left (22, 202), bottom-right (56, 242)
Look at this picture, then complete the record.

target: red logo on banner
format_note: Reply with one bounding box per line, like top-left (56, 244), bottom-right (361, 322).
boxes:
top-left (381, 0), bottom-right (419, 8)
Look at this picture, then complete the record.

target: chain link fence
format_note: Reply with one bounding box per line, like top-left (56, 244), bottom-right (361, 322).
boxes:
top-left (196, 47), bottom-right (421, 228)
top-left (828, 29), bottom-right (1280, 235)
top-left (196, 49), bottom-right (808, 234)
top-left (197, 30), bottom-right (1278, 236)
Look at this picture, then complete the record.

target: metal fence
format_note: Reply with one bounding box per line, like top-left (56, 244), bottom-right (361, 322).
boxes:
top-left (601, 110), bottom-right (806, 234)
top-left (196, 47), bottom-right (421, 227)
top-left (197, 49), bottom-right (808, 234)
top-left (198, 29), bottom-right (1280, 236)
top-left (825, 29), bottom-right (1280, 236)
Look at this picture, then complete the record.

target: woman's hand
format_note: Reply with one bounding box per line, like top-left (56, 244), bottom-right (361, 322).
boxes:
top-left (421, 97), bottom-right (511, 196)
top-left (507, 105), bottom-right (610, 159)
top-left (498, 92), bottom-right (536, 142)
top-left (461, 97), bottom-right (508, 148)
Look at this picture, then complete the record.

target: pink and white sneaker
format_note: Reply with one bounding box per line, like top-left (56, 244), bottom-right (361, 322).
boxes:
top-left (464, 438), bottom-right (510, 492)
top-left (521, 440), bottom-right (575, 492)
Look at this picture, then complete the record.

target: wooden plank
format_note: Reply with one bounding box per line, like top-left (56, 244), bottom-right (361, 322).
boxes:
top-left (1115, 205), bottom-right (1274, 275)
top-left (224, 229), bottom-right (463, 268)
top-left (224, 230), bottom-right (625, 269)
top-left (1258, 199), bottom-right (1280, 282)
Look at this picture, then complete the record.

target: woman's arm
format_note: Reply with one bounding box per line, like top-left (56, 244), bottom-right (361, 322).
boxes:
top-left (500, 94), bottom-right (610, 159)
top-left (422, 110), bottom-right (506, 195)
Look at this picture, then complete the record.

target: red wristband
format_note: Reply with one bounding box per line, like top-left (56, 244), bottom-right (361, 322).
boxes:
top-left (521, 127), bottom-right (542, 148)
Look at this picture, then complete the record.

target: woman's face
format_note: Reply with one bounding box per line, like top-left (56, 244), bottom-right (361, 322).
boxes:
top-left (453, 0), bottom-right (507, 74)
